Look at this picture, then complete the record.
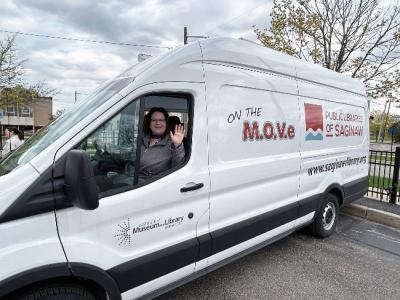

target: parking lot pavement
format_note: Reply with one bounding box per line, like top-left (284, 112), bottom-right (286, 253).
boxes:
top-left (157, 214), bottom-right (400, 300)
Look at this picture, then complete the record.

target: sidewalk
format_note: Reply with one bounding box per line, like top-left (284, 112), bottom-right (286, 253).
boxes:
top-left (342, 196), bottom-right (400, 230)
top-left (370, 142), bottom-right (400, 151)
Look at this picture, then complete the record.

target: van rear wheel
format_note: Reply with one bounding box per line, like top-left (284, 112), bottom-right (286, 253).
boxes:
top-left (16, 283), bottom-right (96, 300)
top-left (309, 193), bottom-right (339, 238)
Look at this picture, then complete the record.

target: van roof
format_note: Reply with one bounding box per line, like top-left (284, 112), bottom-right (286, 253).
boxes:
top-left (123, 38), bottom-right (365, 97)
top-left (198, 38), bottom-right (366, 96)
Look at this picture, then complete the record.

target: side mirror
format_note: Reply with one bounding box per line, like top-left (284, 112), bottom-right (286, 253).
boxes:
top-left (64, 149), bottom-right (99, 210)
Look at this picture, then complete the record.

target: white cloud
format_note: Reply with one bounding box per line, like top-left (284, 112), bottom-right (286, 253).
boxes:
top-left (0, 0), bottom-right (273, 113)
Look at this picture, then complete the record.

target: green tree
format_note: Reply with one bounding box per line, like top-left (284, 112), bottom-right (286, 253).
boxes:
top-left (0, 35), bottom-right (59, 109)
top-left (254, 0), bottom-right (400, 97)
top-left (370, 110), bottom-right (396, 142)
top-left (0, 83), bottom-right (59, 110)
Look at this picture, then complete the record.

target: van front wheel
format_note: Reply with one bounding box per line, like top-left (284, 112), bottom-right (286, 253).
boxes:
top-left (309, 193), bottom-right (339, 238)
top-left (16, 283), bottom-right (97, 300)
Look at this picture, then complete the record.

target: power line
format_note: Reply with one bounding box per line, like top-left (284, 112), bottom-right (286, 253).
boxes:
top-left (205, 3), bottom-right (270, 35)
top-left (0, 29), bottom-right (173, 50)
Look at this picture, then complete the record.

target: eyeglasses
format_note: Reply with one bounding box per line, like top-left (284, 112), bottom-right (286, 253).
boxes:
top-left (151, 119), bottom-right (166, 123)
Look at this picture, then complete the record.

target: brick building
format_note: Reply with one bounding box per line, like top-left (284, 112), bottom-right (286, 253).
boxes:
top-left (0, 97), bottom-right (52, 150)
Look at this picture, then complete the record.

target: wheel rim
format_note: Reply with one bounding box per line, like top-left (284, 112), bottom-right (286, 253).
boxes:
top-left (322, 202), bottom-right (336, 231)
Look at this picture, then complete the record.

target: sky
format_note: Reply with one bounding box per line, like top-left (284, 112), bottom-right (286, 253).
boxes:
top-left (0, 0), bottom-right (273, 113)
top-left (371, 99), bottom-right (400, 116)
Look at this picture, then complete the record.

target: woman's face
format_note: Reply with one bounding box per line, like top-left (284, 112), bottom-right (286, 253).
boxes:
top-left (150, 111), bottom-right (167, 136)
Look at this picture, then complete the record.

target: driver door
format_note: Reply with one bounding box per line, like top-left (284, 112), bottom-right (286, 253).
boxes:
top-left (55, 82), bottom-right (210, 297)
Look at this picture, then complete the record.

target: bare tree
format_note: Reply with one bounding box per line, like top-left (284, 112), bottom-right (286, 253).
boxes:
top-left (0, 35), bottom-right (59, 108)
top-left (254, 0), bottom-right (400, 96)
top-left (0, 82), bottom-right (60, 110)
top-left (28, 80), bottom-right (60, 97)
top-left (0, 35), bottom-right (25, 88)
top-left (50, 108), bottom-right (66, 121)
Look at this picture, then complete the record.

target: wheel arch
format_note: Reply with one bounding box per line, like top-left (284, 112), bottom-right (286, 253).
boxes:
top-left (0, 263), bottom-right (121, 300)
top-left (324, 183), bottom-right (344, 207)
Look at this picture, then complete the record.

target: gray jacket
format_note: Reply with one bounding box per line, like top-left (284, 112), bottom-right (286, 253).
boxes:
top-left (139, 134), bottom-right (185, 182)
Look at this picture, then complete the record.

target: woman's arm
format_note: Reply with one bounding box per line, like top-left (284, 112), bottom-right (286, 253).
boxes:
top-left (171, 143), bottom-right (185, 166)
top-left (170, 124), bottom-right (185, 167)
top-left (1, 140), bottom-right (11, 158)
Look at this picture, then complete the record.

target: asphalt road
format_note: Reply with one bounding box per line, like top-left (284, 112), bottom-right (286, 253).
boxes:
top-left (157, 214), bottom-right (400, 300)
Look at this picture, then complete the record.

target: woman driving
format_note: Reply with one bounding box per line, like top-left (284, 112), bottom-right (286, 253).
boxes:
top-left (139, 107), bottom-right (185, 182)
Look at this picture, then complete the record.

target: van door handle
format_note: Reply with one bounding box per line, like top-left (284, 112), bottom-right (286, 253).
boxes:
top-left (180, 183), bottom-right (204, 193)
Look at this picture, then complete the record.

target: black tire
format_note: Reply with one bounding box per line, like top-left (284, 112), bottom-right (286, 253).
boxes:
top-left (309, 193), bottom-right (339, 238)
top-left (15, 283), bottom-right (97, 300)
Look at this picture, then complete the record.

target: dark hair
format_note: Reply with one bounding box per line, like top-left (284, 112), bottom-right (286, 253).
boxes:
top-left (143, 107), bottom-right (169, 137)
top-left (168, 115), bottom-right (182, 134)
top-left (5, 127), bottom-right (23, 140)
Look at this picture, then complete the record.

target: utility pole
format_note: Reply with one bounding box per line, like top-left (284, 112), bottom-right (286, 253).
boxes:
top-left (74, 91), bottom-right (88, 104)
top-left (183, 27), bottom-right (208, 45)
top-left (184, 27), bottom-right (188, 45)
top-left (0, 87), bottom-right (3, 151)
top-left (0, 115), bottom-right (2, 151)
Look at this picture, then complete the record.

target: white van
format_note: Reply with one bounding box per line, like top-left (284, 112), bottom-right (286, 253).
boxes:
top-left (0, 38), bottom-right (368, 300)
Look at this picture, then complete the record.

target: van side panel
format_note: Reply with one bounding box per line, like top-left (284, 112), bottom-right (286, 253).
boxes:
top-left (296, 80), bottom-right (369, 204)
top-left (204, 62), bottom-right (303, 258)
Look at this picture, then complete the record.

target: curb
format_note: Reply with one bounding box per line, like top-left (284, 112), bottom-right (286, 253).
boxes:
top-left (342, 204), bottom-right (400, 230)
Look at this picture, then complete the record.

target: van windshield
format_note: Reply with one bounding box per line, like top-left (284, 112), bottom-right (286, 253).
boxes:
top-left (0, 77), bottom-right (133, 176)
